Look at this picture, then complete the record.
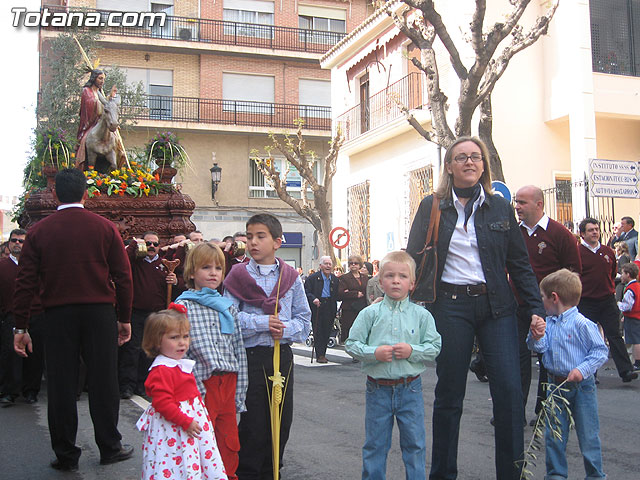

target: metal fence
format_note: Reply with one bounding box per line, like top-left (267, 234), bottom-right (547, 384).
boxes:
top-left (541, 178), bottom-right (616, 242)
top-left (336, 72), bottom-right (424, 142)
top-left (122, 94), bottom-right (331, 130)
top-left (42, 5), bottom-right (345, 54)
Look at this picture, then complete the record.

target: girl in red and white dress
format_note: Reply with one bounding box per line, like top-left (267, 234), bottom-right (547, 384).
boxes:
top-left (137, 305), bottom-right (227, 480)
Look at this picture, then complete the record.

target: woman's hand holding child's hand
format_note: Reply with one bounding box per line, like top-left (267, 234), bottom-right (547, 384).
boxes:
top-left (530, 315), bottom-right (546, 340)
top-left (186, 420), bottom-right (202, 439)
top-left (375, 345), bottom-right (394, 362)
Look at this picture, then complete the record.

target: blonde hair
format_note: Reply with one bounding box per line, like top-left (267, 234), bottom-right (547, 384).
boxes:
top-left (183, 242), bottom-right (226, 289)
top-left (614, 241), bottom-right (630, 255)
top-left (435, 136), bottom-right (493, 200)
top-left (141, 309), bottom-right (190, 358)
top-left (539, 269), bottom-right (582, 307)
top-left (378, 251), bottom-right (417, 283)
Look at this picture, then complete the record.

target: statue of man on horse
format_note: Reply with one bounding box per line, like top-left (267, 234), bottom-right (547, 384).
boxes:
top-left (75, 69), bottom-right (127, 171)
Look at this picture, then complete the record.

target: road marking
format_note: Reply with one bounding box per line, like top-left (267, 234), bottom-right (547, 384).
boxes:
top-left (130, 395), bottom-right (149, 410)
top-left (292, 344), bottom-right (352, 359)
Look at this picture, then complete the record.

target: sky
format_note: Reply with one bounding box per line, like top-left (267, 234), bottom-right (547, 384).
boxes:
top-left (3, 1), bottom-right (41, 198)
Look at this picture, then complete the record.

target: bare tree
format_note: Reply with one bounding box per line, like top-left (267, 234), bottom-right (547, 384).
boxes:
top-left (382, 0), bottom-right (559, 181)
top-left (251, 120), bottom-right (344, 265)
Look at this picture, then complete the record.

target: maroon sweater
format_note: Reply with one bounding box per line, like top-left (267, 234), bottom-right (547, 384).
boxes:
top-left (126, 244), bottom-right (168, 312)
top-left (13, 206), bottom-right (133, 328)
top-left (579, 242), bottom-right (617, 299)
top-left (0, 257), bottom-right (42, 315)
top-left (520, 218), bottom-right (582, 283)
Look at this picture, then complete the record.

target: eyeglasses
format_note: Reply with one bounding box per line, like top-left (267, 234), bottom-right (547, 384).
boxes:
top-left (145, 241), bottom-right (160, 247)
top-left (452, 153), bottom-right (483, 164)
top-left (348, 261), bottom-right (361, 266)
top-left (10, 238), bottom-right (25, 244)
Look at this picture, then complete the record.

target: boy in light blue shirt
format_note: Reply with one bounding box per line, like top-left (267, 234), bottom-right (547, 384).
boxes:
top-left (527, 268), bottom-right (608, 480)
top-left (346, 251), bottom-right (441, 480)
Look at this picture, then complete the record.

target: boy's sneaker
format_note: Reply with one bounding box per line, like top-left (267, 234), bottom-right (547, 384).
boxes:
top-left (633, 364), bottom-right (640, 372)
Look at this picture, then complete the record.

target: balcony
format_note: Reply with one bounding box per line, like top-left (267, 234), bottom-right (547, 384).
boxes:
top-left (336, 72), bottom-right (424, 142)
top-left (123, 94), bottom-right (331, 131)
top-left (42, 5), bottom-right (346, 54)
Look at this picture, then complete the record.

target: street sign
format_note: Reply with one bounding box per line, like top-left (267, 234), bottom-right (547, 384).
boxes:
top-left (491, 180), bottom-right (511, 202)
top-left (590, 172), bottom-right (638, 186)
top-left (589, 158), bottom-right (640, 198)
top-left (329, 227), bottom-right (350, 249)
top-left (590, 158), bottom-right (640, 175)
top-left (591, 184), bottom-right (639, 199)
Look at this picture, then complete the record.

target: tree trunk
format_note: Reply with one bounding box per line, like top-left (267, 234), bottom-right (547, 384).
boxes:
top-left (478, 95), bottom-right (505, 182)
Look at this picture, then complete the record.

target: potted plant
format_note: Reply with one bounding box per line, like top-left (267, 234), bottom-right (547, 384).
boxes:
top-left (144, 131), bottom-right (190, 169)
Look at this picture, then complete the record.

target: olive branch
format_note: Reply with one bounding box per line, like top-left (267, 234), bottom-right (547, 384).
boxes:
top-left (518, 380), bottom-right (574, 479)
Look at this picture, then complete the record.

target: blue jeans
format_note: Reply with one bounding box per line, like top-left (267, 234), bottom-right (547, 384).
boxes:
top-left (363, 376), bottom-right (426, 480)
top-left (429, 293), bottom-right (524, 480)
top-left (545, 375), bottom-right (605, 480)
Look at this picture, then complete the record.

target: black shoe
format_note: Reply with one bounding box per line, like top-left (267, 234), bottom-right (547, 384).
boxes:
top-left (100, 444), bottom-right (134, 465)
top-left (24, 393), bottom-right (38, 404)
top-left (469, 364), bottom-right (488, 383)
top-left (50, 459), bottom-right (79, 472)
top-left (0, 395), bottom-right (15, 407)
top-left (120, 388), bottom-right (133, 400)
top-left (622, 371), bottom-right (638, 383)
top-left (633, 364), bottom-right (640, 372)
top-left (529, 418), bottom-right (537, 427)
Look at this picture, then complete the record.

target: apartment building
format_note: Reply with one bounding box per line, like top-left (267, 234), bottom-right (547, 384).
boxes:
top-left (321, 1), bottom-right (640, 261)
top-left (38, 0), bottom-right (370, 270)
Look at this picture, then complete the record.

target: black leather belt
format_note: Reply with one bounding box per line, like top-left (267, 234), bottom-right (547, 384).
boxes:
top-left (367, 375), bottom-right (419, 386)
top-left (210, 371), bottom-right (230, 376)
top-left (440, 282), bottom-right (487, 297)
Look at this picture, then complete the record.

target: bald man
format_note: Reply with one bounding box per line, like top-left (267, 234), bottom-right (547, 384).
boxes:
top-left (514, 185), bottom-right (582, 423)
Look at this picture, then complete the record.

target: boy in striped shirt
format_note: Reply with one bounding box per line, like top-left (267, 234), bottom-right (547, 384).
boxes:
top-left (527, 269), bottom-right (608, 480)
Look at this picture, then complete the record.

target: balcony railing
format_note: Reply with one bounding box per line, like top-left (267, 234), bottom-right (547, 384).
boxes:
top-left (42, 5), bottom-right (345, 54)
top-left (336, 72), bottom-right (425, 142)
top-left (123, 94), bottom-right (331, 130)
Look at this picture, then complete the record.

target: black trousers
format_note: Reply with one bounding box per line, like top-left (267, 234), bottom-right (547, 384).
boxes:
top-left (312, 299), bottom-right (335, 358)
top-left (45, 304), bottom-right (123, 464)
top-left (516, 307), bottom-right (548, 415)
top-left (118, 309), bottom-right (152, 393)
top-left (237, 345), bottom-right (294, 480)
top-left (578, 295), bottom-right (633, 377)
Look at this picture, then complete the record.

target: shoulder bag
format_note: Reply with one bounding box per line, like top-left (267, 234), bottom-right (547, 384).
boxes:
top-left (411, 196), bottom-right (441, 303)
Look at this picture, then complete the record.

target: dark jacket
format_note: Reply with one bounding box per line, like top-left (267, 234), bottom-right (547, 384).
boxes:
top-left (407, 193), bottom-right (544, 319)
top-left (304, 271), bottom-right (339, 316)
top-left (338, 271), bottom-right (369, 312)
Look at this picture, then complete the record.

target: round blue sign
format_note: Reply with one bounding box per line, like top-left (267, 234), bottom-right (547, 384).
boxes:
top-left (491, 180), bottom-right (511, 203)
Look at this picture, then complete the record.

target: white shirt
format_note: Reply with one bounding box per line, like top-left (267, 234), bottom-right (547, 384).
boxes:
top-left (440, 187), bottom-right (487, 285)
top-left (57, 203), bottom-right (84, 210)
top-left (580, 238), bottom-right (601, 254)
top-left (520, 214), bottom-right (550, 237)
top-left (9, 254), bottom-right (18, 266)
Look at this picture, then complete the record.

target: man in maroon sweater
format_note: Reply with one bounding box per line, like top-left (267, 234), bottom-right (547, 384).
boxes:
top-left (119, 232), bottom-right (177, 398)
top-left (578, 217), bottom-right (638, 383)
top-left (0, 228), bottom-right (44, 405)
top-left (513, 186), bottom-right (582, 423)
top-left (13, 168), bottom-right (135, 471)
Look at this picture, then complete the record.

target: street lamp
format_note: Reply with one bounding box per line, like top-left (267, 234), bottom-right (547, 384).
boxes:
top-left (210, 157), bottom-right (222, 202)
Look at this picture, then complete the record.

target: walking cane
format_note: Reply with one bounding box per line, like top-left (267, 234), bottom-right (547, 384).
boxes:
top-left (162, 259), bottom-right (181, 308)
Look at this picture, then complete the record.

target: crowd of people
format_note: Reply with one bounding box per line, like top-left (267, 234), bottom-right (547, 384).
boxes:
top-left (1, 145), bottom-right (639, 480)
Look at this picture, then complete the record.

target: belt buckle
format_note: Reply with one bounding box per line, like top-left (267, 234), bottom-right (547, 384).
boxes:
top-left (466, 285), bottom-right (480, 297)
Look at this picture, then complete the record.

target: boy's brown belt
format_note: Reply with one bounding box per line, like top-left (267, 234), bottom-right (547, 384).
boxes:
top-left (367, 375), bottom-right (419, 386)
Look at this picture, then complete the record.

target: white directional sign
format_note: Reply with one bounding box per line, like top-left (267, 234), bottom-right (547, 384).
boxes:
top-left (590, 184), bottom-right (639, 199)
top-left (589, 158), bottom-right (640, 198)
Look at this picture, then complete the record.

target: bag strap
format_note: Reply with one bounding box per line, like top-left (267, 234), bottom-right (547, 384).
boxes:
top-left (417, 196), bottom-right (441, 255)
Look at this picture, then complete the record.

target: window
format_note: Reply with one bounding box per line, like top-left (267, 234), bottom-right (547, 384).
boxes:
top-left (223, 0), bottom-right (274, 38)
top-left (298, 79), bottom-right (331, 118)
top-left (298, 4), bottom-right (346, 44)
top-left (123, 68), bottom-right (173, 119)
top-left (590, 0), bottom-right (640, 76)
top-left (150, 2), bottom-right (173, 38)
top-left (249, 158), bottom-right (320, 198)
top-left (223, 73), bottom-right (274, 113)
top-left (347, 181), bottom-right (370, 260)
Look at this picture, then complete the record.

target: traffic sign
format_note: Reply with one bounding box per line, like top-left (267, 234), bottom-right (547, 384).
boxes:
top-left (590, 158), bottom-right (640, 175)
top-left (329, 227), bottom-right (350, 249)
top-left (491, 180), bottom-right (511, 202)
top-left (591, 184), bottom-right (639, 199)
